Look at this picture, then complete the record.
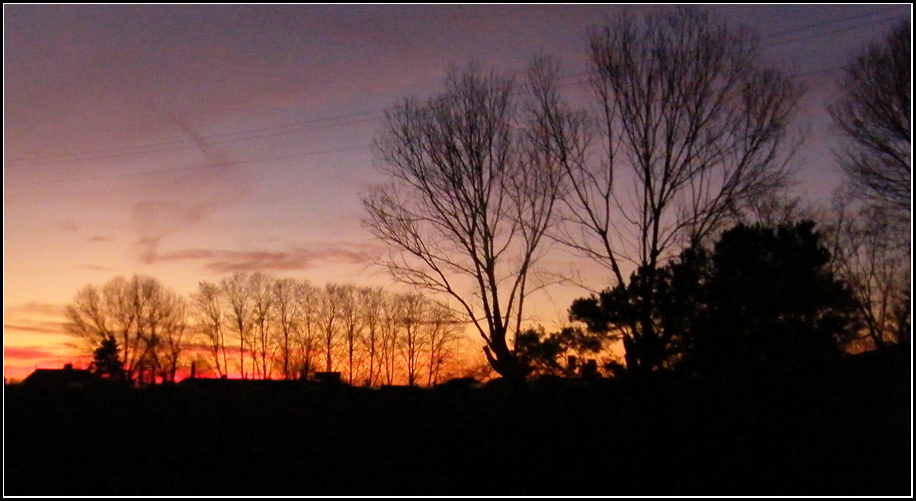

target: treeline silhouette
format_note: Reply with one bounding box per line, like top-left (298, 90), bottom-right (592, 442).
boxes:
top-left (57, 219), bottom-right (907, 388)
top-left (5, 348), bottom-right (909, 495)
top-left (7, 219), bottom-right (908, 494)
top-left (59, 219), bottom-right (902, 389)
top-left (64, 275), bottom-right (471, 387)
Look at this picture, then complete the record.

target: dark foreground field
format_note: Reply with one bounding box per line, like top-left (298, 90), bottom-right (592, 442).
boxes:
top-left (4, 354), bottom-right (911, 496)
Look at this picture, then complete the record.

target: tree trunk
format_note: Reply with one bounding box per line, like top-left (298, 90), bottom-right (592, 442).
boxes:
top-left (484, 328), bottom-right (525, 382)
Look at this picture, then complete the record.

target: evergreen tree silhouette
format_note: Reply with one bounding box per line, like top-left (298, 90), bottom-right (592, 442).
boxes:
top-left (90, 337), bottom-right (127, 381)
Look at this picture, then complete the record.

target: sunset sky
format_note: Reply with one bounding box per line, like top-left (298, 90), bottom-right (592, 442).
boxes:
top-left (4, 4), bottom-right (911, 380)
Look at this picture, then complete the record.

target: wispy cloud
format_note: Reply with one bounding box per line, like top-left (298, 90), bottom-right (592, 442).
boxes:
top-left (133, 201), bottom-right (216, 264)
top-left (144, 242), bottom-right (383, 274)
top-left (87, 235), bottom-right (113, 243)
top-left (131, 114), bottom-right (252, 264)
top-left (4, 302), bottom-right (68, 336)
top-left (204, 247), bottom-right (373, 274)
top-left (4, 301), bottom-right (66, 318)
top-left (4, 346), bottom-right (60, 361)
top-left (76, 264), bottom-right (117, 272)
top-left (3, 322), bottom-right (68, 336)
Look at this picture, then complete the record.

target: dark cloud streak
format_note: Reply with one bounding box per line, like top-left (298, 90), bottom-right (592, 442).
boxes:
top-left (132, 114), bottom-right (251, 264)
top-left (76, 264), bottom-right (117, 272)
top-left (4, 322), bottom-right (67, 336)
top-left (4, 301), bottom-right (66, 318)
top-left (4, 346), bottom-right (61, 361)
top-left (144, 242), bottom-right (383, 274)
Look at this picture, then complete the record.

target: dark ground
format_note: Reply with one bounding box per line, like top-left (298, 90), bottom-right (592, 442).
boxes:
top-left (4, 352), bottom-right (911, 496)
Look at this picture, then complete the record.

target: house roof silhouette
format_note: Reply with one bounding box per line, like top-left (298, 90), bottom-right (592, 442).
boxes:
top-left (22, 364), bottom-right (99, 389)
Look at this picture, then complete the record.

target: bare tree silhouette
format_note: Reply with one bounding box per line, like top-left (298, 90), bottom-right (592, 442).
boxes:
top-left (363, 59), bottom-right (575, 380)
top-left (559, 6), bottom-right (803, 372)
top-left (65, 275), bottom-right (188, 384)
top-left (830, 20), bottom-right (911, 217)
top-left (191, 281), bottom-right (230, 377)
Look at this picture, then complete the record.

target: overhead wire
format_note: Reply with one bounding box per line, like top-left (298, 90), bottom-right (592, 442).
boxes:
top-left (4, 7), bottom-right (908, 187)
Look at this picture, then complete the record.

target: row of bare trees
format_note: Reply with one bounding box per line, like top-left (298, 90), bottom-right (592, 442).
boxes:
top-left (65, 273), bottom-right (468, 386)
top-left (192, 272), bottom-right (466, 385)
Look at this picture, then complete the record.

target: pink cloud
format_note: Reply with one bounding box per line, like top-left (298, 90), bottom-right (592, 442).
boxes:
top-left (144, 243), bottom-right (382, 274)
top-left (76, 264), bottom-right (117, 272)
top-left (4, 301), bottom-right (66, 318)
top-left (4, 346), bottom-right (59, 361)
top-left (3, 322), bottom-right (67, 336)
top-left (130, 115), bottom-right (254, 265)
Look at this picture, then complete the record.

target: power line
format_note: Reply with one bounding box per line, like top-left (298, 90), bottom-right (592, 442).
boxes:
top-left (4, 8), bottom-right (904, 184)
top-left (4, 111), bottom-right (382, 166)
top-left (6, 8), bottom-right (901, 169)
top-left (5, 144), bottom-right (370, 187)
top-left (4, 63), bottom-right (852, 189)
top-left (765, 15), bottom-right (908, 49)
top-left (758, 5), bottom-right (905, 41)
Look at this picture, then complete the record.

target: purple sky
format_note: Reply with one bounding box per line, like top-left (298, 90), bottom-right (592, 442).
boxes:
top-left (3, 4), bottom-right (911, 378)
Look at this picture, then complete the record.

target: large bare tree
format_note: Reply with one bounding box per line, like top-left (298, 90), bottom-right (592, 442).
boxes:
top-left (359, 286), bottom-right (385, 386)
top-left (272, 278), bottom-right (301, 380)
top-left (363, 60), bottom-right (573, 380)
top-left (66, 278), bottom-right (138, 379)
top-left (827, 20), bottom-right (911, 353)
top-left (827, 197), bottom-right (910, 351)
top-left (191, 281), bottom-right (230, 377)
top-left (318, 283), bottom-right (346, 373)
top-left (397, 292), bottom-right (427, 386)
top-left (221, 272), bottom-right (254, 379)
top-left (424, 300), bottom-right (462, 387)
top-left (248, 272), bottom-right (276, 379)
top-left (829, 20), bottom-right (911, 217)
top-left (294, 280), bottom-right (321, 379)
top-left (339, 284), bottom-right (365, 385)
top-left (65, 275), bottom-right (189, 384)
top-left (562, 6), bottom-right (804, 372)
top-left (147, 283), bottom-right (189, 383)
top-left (379, 291), bottom-right (401, 385)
